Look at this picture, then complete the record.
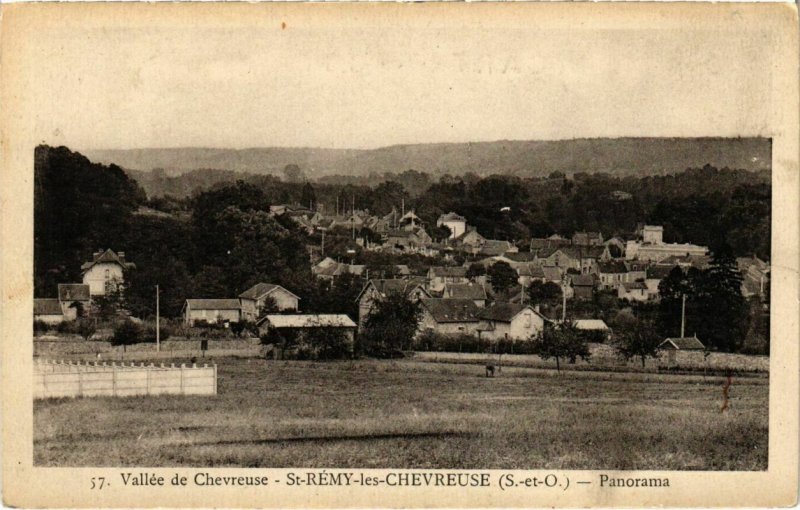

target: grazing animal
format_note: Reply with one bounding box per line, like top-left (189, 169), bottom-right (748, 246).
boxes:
top-left (485, 364), bottom-right (495, 378)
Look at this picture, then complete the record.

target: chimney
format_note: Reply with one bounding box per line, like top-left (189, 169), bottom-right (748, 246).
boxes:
top-left (534, 304), bottom-right (540, 313)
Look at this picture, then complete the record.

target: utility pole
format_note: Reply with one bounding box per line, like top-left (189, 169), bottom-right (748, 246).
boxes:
top-left (680, 293), bottom-right (686, 338)
top-left (561, 275), bottom-right (568, 322)
top-left (351, 195), bottom-right (355, 240)
top-left (155, 284), bottom-right (160, 352)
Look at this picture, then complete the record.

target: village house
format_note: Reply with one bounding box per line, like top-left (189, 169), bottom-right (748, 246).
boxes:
top-left (573, 319), bottom-right (612, 341)
top-left (384, 227), bottom-right (432, 252)
top-left (570, 274), bottom-right (595, 300)
top-left (659, 335), bottom-right (706, 365)
top-left (517, 263), bottom-right (546, 287)
top-left (256, 314), bottom-right (357, 357)
top-left (33, 298), bottom-right (65, 324)
top-left (436, 212), bottom-right (468, 239)
top-left (737, 255), bottom-right (770, 300)
top-left (625, 225), bottom-right (708, 263)
top-left (478, 240), bottom-right (517, 257)
top-left (453, 228), bottom-right (486, 251)
top-left (441, 282), bottom-right (488, 307)
top-left (57, 284), bottom-right (91, 320)
top-left (477, 303), bottom-right (546, 341)
top-left (618, 281), bottom-right (650, 302)
top-left (356, 278), bottom-right (430, 331)
top-left (417, 298), bottom-right (481, 337)
top-left (572, 231), bottom-right (604, 247)
top-left (530, 235), bottom-right (572, 255)
top-left (238, 283), bottom-right (300, 320)
top-left (645, 265), bottom-right (676, 300)
top-left (427, 266), bottom-right (469, 292)
top-left (595, 260), bottom-right (629, 290)
top-left (182, 299), bottom-right (241, 326)
top-left (80, 249), bottom-right (135, 296)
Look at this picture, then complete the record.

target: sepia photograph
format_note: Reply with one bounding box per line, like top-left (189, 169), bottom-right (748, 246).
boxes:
top-left (2, 2), bottom-right (798, 508)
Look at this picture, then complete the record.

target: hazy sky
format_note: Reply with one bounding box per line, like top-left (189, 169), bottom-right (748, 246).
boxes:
top-left (19, 5), bottom-right (775, 151)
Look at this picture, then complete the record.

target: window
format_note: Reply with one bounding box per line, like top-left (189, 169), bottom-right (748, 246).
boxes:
top-left (104, 269), bottom-right (110, 280)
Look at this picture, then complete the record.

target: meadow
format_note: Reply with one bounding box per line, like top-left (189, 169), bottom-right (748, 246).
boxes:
top-left (34, 356), bottom-right (768, 470)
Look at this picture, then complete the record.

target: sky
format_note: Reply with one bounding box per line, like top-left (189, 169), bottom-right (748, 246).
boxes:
top-left (15, 4), bottom-right (776, 151)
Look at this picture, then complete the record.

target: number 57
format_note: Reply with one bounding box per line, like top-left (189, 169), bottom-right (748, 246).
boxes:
top-left (90, 477), bottom-right (106, 490)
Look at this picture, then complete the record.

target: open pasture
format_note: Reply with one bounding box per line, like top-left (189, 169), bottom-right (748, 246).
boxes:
top-left (34, 357), bottom-right (768, 470)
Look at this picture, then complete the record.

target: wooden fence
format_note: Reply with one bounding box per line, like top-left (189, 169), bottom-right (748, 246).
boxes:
top-left (33, 360), bottom-right (217, 399)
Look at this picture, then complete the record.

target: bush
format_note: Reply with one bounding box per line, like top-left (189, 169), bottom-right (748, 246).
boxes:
top-left (412, 331), bottom-right (539, 355)
top-left (111, 320), bottom-right (144, 350)
top-left (33, 320), bottom-right (54, 334)
top-left (56, 320), bottom-right (80, 335)
top-left (142, 322), bottom-right (171, 343)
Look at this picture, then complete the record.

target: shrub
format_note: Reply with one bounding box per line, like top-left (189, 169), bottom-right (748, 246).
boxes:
top-left (412, 331), bottom-right (540, 355)
top-left (56, 320), bottom-right (80, 335)
top-left (33, 320), bottom-right (53, 334)
top-left (111, 320), bottom-right (144, 352)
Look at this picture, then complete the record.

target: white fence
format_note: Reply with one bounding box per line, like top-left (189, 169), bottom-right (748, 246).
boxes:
top-left (33, 360), bottom-right (217, 399)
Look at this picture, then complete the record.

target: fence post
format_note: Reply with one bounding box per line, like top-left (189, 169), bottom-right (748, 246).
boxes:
top-left (146, 365), bottom-right (151, 396)
top-left (180, 364), bottom-right (185, 395)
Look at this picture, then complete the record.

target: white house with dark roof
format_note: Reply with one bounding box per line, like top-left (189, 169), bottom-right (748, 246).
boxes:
top-left (477, 303), bottom-right (546, 341)
top-left (238, 283), bottom-right (300, 320)
top-left (81, 249), bottom-right (135, 296)
top-left (34, 298), bottom-right (65, 324)
top-left (182, 299), bottom-right (242, 326)
top-left (436, 212), bottom-right (467, 239)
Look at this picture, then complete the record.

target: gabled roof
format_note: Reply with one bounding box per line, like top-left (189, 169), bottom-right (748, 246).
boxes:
top-left (185, 299), bottom-right (241, 310)
top-left (622, 281), bottom-right (648, 291)
top-left (660, 336), bottom-right (705, 350)
top-left (571, 274), bottom-right (595, 287)
top-left (420, 298), bottom-right (481, 323)
top-left (58, 284), bottom-right (90, 302)
top-left (429, 266), bottom-right (468, 278)
top-left (443, 282), bottom-right (487, 301)
top-left (573, 319), bottom-right (610, 331)
top-left (258, 314), bottom-right (356, 329)
top-left (598, 260), bottom-right (629, 274)
top-left (479, 240), bottom-right (514, 257)
top-left (80, 249), bottom-right (135, 272)
top-left (542, 266), bottom-right (563, 282)
top-left (355, 278), bottom-right (429, 302)
top-left (502, 252), bottom-right (538, 263)
top-left (239, 283), bottom-right (300, 301)
top-left (646, 265), bottom-right (676, 279)
top-left (479, 303), bottom-right (541, 322)
top-left (34, 298), bottom-right (63, 316)
top-left (517, 263), bottom-right (546, 278)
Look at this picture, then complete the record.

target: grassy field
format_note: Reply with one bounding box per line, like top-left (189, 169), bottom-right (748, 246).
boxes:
top-left (34, 357), bottom-right (768, 470)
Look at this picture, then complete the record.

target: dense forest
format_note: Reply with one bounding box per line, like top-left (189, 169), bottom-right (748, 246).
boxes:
top-left (35, 145), bottom-right (771, 326)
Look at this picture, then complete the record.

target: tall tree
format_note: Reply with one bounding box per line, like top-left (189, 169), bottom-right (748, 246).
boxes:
top-left (361, 292), bottom-right (421, 357)
top-left (488, 261), bottom-right (518, 293)
top-left (614, 316), bottom-right (662, 368)
top-left (532, 321), bottom-right (590, 372)
top-left (695, 245), bottom-right (747, 352)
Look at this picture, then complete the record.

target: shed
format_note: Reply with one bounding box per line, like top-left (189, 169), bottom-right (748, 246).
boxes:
top-left (182, 299), bottom-right (242, 326)
top-left (34, 298), bottom-right (65, 324)
top-left (257, 314), bottom-right (357, 357)
top-left (659, 336), bottom-right (705, 350)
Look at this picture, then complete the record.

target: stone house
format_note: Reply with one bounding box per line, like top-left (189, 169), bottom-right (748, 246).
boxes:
top-left (238, 283), bottom-right (300, 321)
top-left (356, 278), bottom-right (430, 332)
top-left (477, 303), bottom-right (546, 341)
top-left (417, 298), bottom-right (481, 336)
top-left (182, 299), bottom-right (241, 326)
top-left (441, 282), bottom-right (488, 307)
top-left (436, 212), bottom-right (468, 239)
top-left (427, 266), bottom-right (469, 292)
top-left (57, 284), bottom-right (91, 320)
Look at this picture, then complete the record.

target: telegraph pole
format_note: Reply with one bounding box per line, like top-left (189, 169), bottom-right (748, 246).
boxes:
top-left (155, 284), bottom-right (160, 352)
top-left (680, 293), bottom-right (686, 338)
